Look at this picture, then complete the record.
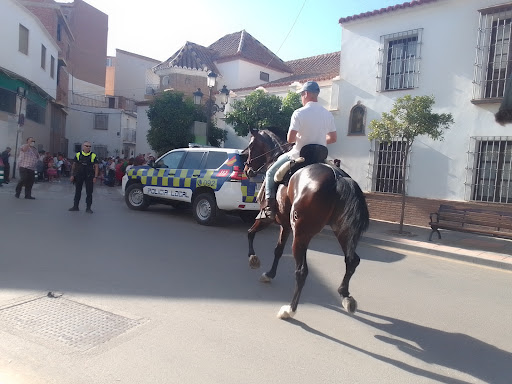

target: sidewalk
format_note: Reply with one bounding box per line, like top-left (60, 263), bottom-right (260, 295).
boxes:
top-left (361, 219), bottom-right (512, 271)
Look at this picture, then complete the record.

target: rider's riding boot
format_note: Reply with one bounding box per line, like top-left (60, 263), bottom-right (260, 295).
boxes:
top-left (259, 197), bottom-right (277, 222)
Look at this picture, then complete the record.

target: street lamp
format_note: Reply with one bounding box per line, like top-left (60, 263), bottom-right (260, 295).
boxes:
top-left (12, 86), bottom-right (28, 179)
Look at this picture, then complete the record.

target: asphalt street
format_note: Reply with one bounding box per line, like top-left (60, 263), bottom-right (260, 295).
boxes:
top-left (0, 180), bottom-right (511, 384)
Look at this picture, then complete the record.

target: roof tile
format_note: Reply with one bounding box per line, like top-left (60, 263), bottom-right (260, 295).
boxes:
top-left (338, 0), bottom-right (438, 23)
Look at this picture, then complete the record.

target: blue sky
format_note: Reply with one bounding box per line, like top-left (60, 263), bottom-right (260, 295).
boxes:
top-left (59, 0), bottom-right (406, 62)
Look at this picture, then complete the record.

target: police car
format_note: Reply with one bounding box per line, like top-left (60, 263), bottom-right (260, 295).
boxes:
top-left (121, 147), bottom-right (262, 225)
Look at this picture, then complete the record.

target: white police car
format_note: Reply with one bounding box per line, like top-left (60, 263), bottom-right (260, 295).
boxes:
top-left (121, 147), bottom-right (262, 225)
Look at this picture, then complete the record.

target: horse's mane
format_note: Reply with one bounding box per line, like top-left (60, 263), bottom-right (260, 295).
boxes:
top-left (259, 129), bottom-right (286, 158)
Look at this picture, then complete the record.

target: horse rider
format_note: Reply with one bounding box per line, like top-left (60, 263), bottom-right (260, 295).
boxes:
top-left (259, 81), bottom-right (337, 222)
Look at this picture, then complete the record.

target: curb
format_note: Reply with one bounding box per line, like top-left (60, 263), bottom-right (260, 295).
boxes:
top-left (360, 235), bottom-right (512, 271)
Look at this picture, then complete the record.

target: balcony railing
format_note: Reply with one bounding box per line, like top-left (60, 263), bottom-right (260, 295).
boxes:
top-left (122, 128), bottom-right (136, 143)
top-left (71, 93), bottom-right (137, 112)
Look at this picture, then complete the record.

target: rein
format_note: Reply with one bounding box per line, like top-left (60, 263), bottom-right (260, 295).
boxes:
top-left (245, 142), bottom-right (293, 174)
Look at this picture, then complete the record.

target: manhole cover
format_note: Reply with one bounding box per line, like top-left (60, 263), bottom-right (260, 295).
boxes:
top-left (0, 295), bottom-right (143, 352)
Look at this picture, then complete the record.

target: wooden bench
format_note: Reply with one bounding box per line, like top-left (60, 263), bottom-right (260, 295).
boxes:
top-left (429, 204), bottom-right (512, 241)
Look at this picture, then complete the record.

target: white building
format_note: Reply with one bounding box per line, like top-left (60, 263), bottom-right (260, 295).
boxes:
top-left (337, 0), bottom-right (512, 225)
top-left (0, 0), bottom-right (58, 154)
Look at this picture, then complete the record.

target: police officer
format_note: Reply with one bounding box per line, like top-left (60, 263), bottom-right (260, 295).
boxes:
top-left (69, 141), bottom-right (99, 213)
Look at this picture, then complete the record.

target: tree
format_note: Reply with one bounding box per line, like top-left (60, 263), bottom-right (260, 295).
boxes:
top-left (225, 90), bottom-right (301, 137)
top-left (146, 91), bottom-right (198, 155)
top-left (368, 95), bottom-right (454, 233)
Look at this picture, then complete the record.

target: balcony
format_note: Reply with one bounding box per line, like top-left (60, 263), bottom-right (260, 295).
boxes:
top-left (122, 128), bottom-right (136, 144)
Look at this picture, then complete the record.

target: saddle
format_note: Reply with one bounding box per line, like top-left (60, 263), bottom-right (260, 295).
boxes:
top-left (274, 144), bottom-right (329, 185)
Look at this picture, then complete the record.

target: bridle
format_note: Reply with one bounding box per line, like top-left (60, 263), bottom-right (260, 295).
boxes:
top-left (244, 141), bottom-right (293, 175)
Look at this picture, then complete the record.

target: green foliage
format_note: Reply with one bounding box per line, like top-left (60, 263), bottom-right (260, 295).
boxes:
top-left (368, 95), bottom-right (454, 144)
top-left (207, 121), bottom-right (228, 147)
top-left (146, 91), bottom-right (198, 155)
top-left (225, 90), bottom-right (302, 137)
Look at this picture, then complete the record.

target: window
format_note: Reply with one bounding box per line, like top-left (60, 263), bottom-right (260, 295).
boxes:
top-left (473, 5), bottom-right (512, 100)
top-left (156, 151), bottom-right (184, 169)
top-left (205, 151), bottom-right (228, 169)
top-left (94, 114), bottom-right (108, 130)
top-left (181, 151), bottom-right (205, 169)
top-left (260, 71), bottom-right (269, 82)
top-left (57, 24), bottom-right (61, 41)
top-left (50, 56), bottom-right (55, 78)
top-left (377, 29), bottom-right (422, 91)
top-left (41, 44), bottom-right (46, 69)
top-left (19, 24), bottom-right (29, 55)
top-left (92, 145), bottom-right (107, 159)
top-left (348, 103), bottom-right (366, 135)
top-left (106, 57), bottom-right (113, 67)
top-left (468, 137), bottom-right (512, 203)
top-left (0, 88), bottom-right (17, 114)
top-left (371, 141), bottom-right (408, 194)
top-left (26, 100), bottom-right (46, 124)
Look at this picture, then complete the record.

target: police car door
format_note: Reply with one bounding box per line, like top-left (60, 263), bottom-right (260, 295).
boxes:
top-left (170, 150), bottom-right (206, 203)
top-left (146, 150), bottom-right (185, 200)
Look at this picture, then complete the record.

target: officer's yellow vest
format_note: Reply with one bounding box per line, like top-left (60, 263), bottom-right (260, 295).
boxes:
top-left (76, 151), bottom-right (96, 162)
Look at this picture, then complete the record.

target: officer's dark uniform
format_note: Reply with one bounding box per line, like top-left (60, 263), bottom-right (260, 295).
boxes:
top-left (71, 151), bottom-right (98, 211)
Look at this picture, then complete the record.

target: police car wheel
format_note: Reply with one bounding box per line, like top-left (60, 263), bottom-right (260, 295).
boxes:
top-left (192, 193), bottom-right (218, 226)
top-left (125, 184), bottom-right (149, 211)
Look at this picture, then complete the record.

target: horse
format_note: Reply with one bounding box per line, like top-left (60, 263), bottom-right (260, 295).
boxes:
top-left (242, 128), bottom-right (370, 319)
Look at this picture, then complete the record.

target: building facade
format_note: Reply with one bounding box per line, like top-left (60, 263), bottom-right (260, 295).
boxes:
top-left (338, 0), bottom-right (512, 225)
top-left (0, 0), bottom-right (59, 160)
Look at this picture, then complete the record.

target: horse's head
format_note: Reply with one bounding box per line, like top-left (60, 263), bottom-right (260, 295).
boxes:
top-left (242, 128), bottom-right (280, 178)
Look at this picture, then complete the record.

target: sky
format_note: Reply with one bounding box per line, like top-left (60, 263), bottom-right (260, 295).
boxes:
top-left (57, 0), bottom-right (406, 63)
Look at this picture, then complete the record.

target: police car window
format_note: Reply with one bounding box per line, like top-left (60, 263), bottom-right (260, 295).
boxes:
top-left (181, 151), bottom-right (205, 169)
top-left (156, 151), bottom-right (184, 168)
top-left (204, 151), bottom-right (228, 169)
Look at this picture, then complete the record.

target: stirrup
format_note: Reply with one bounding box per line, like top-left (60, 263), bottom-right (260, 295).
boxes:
top-left (256, 207), bottom-right (275, 221)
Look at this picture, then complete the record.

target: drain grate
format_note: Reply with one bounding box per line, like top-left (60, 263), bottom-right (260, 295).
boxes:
top-left (0, 296), bottom-right (143, 352)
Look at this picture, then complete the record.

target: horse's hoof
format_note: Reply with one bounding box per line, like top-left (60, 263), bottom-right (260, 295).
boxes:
top-left (342, 296), bottom-right (357, 313)
top-left (259, 273), bottom-right (272, 283)
top-left (277, 305), bottom-right (295, 319)
top-left (249, 255), bottom-right (260, 269)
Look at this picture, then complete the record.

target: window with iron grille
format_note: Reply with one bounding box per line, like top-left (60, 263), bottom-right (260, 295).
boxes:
top-left (473, 5), bottom-right (512, 100)
top-left (377, 29), bottom-right (422, 91)
top-left (26, 100), bottom-right (46, 124)
top-left (94, 114), bottom-right (108, 130)
top-left (92, 145), bottom-right (107, 159)
top-left (467, 137), bottom-right (512, 203)
top-left (369, 140), bottom-right (408, 194)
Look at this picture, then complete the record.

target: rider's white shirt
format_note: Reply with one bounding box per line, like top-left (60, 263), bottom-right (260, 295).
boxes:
top-left (287, 101), bottom-right (336, 159)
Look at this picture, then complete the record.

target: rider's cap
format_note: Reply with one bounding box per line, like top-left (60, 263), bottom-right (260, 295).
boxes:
top-left (298, 81), bottom-right (320, 94)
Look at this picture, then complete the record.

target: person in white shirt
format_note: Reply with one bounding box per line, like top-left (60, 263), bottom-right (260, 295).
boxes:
top-left (260, 81), bottom-right (337, 221)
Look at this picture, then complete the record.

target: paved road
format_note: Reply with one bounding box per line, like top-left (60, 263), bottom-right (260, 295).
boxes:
top-left (0, 181), bottom-right (511, 384)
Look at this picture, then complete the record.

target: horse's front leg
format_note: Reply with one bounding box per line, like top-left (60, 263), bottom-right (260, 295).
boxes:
top-left (277, 236), bottom-right (310, 319)
top-left (247, 219), bottom-right (273, 269)
top-left (260, 225), bottom-right (290, 283)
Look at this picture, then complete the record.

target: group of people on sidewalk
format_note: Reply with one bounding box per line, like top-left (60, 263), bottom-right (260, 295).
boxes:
top-left (12, 138), bottom-right (99, 213)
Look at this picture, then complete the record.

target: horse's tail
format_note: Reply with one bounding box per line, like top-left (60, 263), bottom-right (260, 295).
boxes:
top-left (333, 173), bottom-right (370, 255)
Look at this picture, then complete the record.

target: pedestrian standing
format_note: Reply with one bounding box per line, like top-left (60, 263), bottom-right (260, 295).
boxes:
top-left (1, 147), bottom-right (11, 183)
top-left (69, 141), bottom-right (99, 213)
top-left (15, 137), bottom-right (39, 199)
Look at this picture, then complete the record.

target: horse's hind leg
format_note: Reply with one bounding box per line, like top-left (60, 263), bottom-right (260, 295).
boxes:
top-left (336, 231), bottom-right (361, 314)
top-left (277, 235), bottom-right (311, 319)
top-left (248, 219), bottom-right (273, 269)
top-left (260, 225), bottom-right (291, 283)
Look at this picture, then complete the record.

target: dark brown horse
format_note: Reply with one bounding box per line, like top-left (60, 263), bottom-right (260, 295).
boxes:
top-left (242, 128), bottom-right (370, 319)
